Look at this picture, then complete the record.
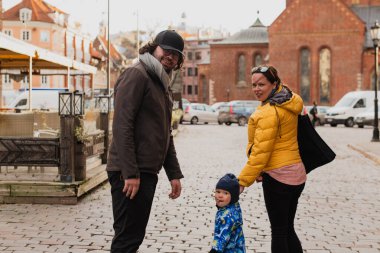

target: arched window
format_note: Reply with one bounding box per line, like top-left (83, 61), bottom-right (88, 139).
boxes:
top-left (238, 54), bottom-right (246, 84)
top-left (319, 48), bottom-right (331, 103)
top-left (253, 53), bottom-right (262, 67)
top-left (299, 48), bottom-right (311, 103)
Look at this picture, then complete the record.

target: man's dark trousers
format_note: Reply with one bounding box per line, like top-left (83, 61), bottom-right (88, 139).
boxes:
top-left (108, 171), bottom-right (158, 253)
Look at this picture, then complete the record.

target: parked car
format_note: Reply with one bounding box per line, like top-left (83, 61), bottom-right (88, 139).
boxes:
top-left (218, 100), bottom-right (260, 126)
top-left (210, 102), bottom-right (228, 112)
top-left (325, 91), bottom-right (374, 127)
top-left (354, 105), bottom-right (379, 128)
top-left (182, 103), bottom-right (218, 124)
top-left (305, 105), bottom-right (330, 126)
top-left (7, 88), bottom-right (66, 110)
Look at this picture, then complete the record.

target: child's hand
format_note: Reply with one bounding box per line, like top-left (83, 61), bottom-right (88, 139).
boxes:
top-left (239, 185), bottom-right (245, 194)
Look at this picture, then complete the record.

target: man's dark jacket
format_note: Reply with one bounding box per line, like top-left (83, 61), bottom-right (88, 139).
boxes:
top-left (107, 61), bottom-right (183, 181)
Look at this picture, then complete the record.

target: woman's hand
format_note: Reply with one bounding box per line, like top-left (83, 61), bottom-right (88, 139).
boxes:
top-left (239, 185), bottom-right (245, 194)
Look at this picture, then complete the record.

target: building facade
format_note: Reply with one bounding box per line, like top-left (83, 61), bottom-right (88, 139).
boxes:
top-left (206, 18), bottom-right (269, 103)
top-left (270, 0), bottom-right (380, 105)
top-left (205, 0), bottom-right (380, 106)
top-left (181, 38), bottom-right (224, 103)
top-left (91, 22), bottom-right (127, 93)
top-left (2, 0), bottom-right (93, 100)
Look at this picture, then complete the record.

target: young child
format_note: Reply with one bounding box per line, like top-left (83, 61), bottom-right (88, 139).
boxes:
top-left (209, 173), bottom-right (245, 253)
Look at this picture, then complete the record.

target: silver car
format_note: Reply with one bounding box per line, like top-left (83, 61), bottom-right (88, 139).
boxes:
top-left (210, 102), bottom-right (228, 112)
top-left (182, 103), bottom-right (218, 124)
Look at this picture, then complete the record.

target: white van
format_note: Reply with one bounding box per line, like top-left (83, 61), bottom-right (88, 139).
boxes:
top-left (7, 89), bottom-right (66, 110)
top-left (325, 90), bottom-right (375, 127)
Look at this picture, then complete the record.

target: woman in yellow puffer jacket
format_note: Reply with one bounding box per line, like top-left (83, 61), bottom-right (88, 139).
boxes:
top-left (238, 66), bottom-right (305, 253)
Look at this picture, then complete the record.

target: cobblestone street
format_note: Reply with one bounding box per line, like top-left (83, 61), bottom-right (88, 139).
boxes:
top-left (1, 124), bottom-right (380, 253)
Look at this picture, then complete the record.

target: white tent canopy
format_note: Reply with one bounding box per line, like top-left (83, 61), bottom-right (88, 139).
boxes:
top-left (0, 32), bottom-right (97, 110)
top-left (0, 32), bottom-right (96, 73)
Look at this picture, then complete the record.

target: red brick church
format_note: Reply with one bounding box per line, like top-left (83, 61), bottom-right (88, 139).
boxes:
top-left (198, 0), bottom-right (380, 105)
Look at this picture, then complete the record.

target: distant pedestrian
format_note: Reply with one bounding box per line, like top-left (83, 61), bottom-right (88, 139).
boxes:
top-left (210, 173), bottom-right (245, 253)
top-left (106, 30), bottom-right (185, 253)
top-left (238, 65), bottom-right (306, 253)
top-left (310, 101), bottom-right (319, 127)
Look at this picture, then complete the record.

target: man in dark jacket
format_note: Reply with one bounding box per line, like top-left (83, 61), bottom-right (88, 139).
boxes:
top-left (106, 30), bottom-right (185, 253)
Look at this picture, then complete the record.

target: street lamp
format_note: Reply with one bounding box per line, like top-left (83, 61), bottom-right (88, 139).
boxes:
top-left (58, 91), bottom-right (73, 116)
top-left (73, 91), bottom-right (85, 116)
top-left (370, 20), bottom-right (380, 142)
top-left (98, 95), bottom-right (111, 114)
top-left (107, 0), bottom-right (111, 96)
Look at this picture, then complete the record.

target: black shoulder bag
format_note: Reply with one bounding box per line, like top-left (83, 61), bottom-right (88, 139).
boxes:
top-left (297, 114), bottom-right (336, 174)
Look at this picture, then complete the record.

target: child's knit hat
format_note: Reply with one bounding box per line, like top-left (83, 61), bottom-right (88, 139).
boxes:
top-left (216, 173), bottom-right (240, 205)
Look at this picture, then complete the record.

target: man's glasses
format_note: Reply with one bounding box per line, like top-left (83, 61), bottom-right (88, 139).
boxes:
top-left (163, 48), bottom-right (180, 59)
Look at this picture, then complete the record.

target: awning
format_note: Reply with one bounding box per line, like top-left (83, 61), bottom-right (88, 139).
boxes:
top-left (0, 32), bottom-right (96, 74)
top-left (0, 32), bottom-right (97, 110)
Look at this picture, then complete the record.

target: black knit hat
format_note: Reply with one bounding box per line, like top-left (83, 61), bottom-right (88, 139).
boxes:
top-left (154, 30), bottom-right (184, 56)
top-left (216, 173), bottom-right (240, 205)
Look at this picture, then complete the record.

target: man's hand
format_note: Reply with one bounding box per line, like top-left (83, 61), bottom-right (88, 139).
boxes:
top-left (122, 178), bottom-right (140, 199)
top-left (169, 179), bottom-right (182, 199)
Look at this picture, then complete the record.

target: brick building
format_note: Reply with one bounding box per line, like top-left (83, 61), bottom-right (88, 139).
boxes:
top-left (202, 0), bottom-right (380, 105)
top-left (2, 0), bottom-right (92, 96)
top-left (1, 0), bottom-right (125, 105)
top-left (91, 21), bottom-right (127, 93)
top-left (182, 38), bottom-right (223, 102)
top-left (205, 18), bottom-right (269, 104)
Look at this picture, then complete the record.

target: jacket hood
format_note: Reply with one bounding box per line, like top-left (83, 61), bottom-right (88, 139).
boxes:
top-left (266, 84), bottom-right (303, 115)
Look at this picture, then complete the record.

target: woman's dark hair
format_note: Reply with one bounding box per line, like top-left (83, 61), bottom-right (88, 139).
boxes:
top-left (251, 65), bottom-right (282, 86)
top-left (139, 41), bottom-right (184, 71)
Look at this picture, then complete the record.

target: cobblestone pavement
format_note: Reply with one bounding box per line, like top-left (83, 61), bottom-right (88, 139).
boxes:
top-left (1, 124), bottom-right (380, 253)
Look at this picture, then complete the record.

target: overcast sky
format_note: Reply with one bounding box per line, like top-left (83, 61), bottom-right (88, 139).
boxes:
top-left (4, 0), bottom-right (286, 38)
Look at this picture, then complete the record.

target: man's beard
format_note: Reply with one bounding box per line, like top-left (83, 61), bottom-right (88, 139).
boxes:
top-left (159, 56), bottom-right (176, 73)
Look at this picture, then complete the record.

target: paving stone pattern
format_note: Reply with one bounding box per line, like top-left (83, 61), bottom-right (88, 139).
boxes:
top-left (0, 124), bottom-right (380, 252)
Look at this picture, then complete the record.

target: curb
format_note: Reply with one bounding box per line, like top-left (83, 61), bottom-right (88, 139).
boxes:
top-left (347, 144), bottom-right (380, 165)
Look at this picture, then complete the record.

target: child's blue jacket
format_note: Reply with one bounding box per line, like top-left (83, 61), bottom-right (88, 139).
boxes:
top-left (211, 202), bottom-right (245, 253)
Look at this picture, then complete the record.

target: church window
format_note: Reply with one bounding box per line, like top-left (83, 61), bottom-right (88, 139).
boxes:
top-left (253, 53), bottom-right (262, 67)
top-left (319, 48), bottom-right (331, 103)
top-left (299, 48), bottom-right (311, 103)
top-left (238, 54), bottom-right (246, 83)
